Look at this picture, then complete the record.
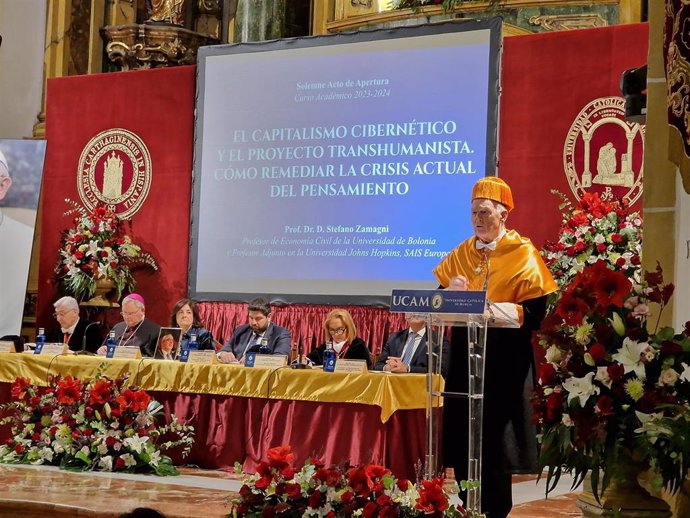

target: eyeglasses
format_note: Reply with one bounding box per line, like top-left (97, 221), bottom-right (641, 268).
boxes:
top-left (52, 310), bottom-right (75, 318)
top-left (328, 326), bottom-right (347, 335)
top-left (121, 310), bottom-right (141, 317)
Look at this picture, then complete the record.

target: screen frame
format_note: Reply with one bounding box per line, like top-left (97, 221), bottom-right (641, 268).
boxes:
top-left (189, 18), bottom-right (502, 305)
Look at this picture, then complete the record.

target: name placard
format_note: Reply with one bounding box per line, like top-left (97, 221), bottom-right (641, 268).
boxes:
top-left (390, 289), bottom-right (486, 315)
top-left (35, 343), bottom-right (68, 356)
top-left (186, 350), bottom-right (218, 365)
top-left (245, 353), bottom-right (288, 368)
top-left (334, 359), bottom-right (368, 373)
top-left (0, 341), bottom-right (16, 353)
top-left (106, 346), bottom-right (142, 359)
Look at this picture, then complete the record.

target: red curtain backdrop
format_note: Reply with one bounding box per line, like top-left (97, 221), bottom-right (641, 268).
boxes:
top-left (499, 23), bottom-right (649, 247)
top-left (37, 25), bottom-right (649, 354)
top-left (39, 66), bottom-right (196, 329)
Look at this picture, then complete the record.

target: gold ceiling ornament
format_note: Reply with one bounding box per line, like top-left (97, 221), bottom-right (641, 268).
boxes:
top-left (101, 24), bottom-right (219, 70)
top-left (528, 13), bottom-right (608, 31)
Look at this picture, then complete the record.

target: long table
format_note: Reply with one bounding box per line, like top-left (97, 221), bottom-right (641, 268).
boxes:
top-left (0, 353), bottom-right (442, 478)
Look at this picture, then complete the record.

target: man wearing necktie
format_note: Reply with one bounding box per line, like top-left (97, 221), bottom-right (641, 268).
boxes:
top-left (374, 313), bottom-right (449, 376)
top-left (218, 297), bottom-right (292, 363)
top-left (433, 177), bottom-right (558, 518)
top-left (46, 296), bottom-right (102, 353)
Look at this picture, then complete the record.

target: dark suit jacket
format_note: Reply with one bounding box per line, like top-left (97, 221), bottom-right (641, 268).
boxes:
top-left (47, 318), bottom-right (103, 353)
top-left (374, 327), bottom-right (449, 377)
top-left (180, 326), bottom-right (215, 351)
top-left (109, 318), bottom-right (161, 357)
top-left (307, 337), bottom-right (372, 369)
top-left (220, 322), bottom-right (291, 360)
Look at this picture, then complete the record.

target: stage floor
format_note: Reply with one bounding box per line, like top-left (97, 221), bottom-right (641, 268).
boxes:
top-left (0, 464), bottom-right (580, 517)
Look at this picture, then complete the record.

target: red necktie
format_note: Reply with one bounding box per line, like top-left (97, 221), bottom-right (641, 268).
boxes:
top-left (64, 333), bottom-right (71, 344)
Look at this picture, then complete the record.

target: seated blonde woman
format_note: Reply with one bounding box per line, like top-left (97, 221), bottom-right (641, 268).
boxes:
top-left (306, 308), bottom-right (371, 368)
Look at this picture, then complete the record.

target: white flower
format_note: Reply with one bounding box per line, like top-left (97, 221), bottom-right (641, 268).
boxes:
top-left (612, 338), bottom-right (648, 380)
top-left (659, 368), bottom-right (679, 387)
top-left (97, 442), bottom-right (108, 455)
top-left (123, 435), bottom-right (148, 454)
top-left (38, 447), bottom-right (54, 462)
top-left (595, 366), bottom-right (612, 388)
top-left (562, 372), bottom-right (600, 407)
top-left (545, 345), bottom-right (562, 363)
top-left (148, 449), bottom-right (160, 468)
top-left (120, 453), bottom-right (136, 468)
top-left (679, 363), bottom-right (690, 383)
top-left (561, 414), bottom-right (574, 427)
top-left (594, 234), bottom-right (606, 244)
top-left (98, 456), bottom-right (113, 471)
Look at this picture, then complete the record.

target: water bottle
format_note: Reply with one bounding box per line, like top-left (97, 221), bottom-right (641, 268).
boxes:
top-left (35, 328), bottom-right (46, 354)
top-left (322, 342), bottom-right (336, 372)
top-left (258, 339), bottom-right (271, 355)
top-left (188, 334), bottom-right (198, 351)
top-left (104, 331), bottom-right (117, 358)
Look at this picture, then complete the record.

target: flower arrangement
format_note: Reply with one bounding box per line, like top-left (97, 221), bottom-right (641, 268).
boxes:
top-left (229, 445), bottom-right (481, 517)
top-left (55, 199), bottom-right (158, 301)
top-left (541, 191), bottom-right (643, 290)
top-left (531, 259), bottom-right (690, 498)
top-left (0, 370), bottom-right (194, 475)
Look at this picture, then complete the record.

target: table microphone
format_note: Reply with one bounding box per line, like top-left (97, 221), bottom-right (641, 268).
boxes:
top-left (77, 321), bottom-right (102, 355)
top-left (291, 337), bottom-right (308, 369)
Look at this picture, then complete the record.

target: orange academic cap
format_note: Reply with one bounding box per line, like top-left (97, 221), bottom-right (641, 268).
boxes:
top-left (471, 176), bottom-right (514, 212)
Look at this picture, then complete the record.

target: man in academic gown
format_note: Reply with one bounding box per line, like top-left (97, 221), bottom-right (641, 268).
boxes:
top-left (433, 176), bottom-right (558, 518)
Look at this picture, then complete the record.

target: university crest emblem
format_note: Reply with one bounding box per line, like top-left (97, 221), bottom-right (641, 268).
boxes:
top-left (563, 97), bottom-right (644, 204)
top-left (77, 128), bottom-right (152, 219)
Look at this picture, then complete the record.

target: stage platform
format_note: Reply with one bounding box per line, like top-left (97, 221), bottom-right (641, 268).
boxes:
top-left (0, 464), bottom-right (581, 517)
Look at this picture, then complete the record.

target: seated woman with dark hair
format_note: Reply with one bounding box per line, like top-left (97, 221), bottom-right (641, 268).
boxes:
top-left (170, 298), bottom-right (215, 350)
top-left (306, 308), bottom-right (372, 368)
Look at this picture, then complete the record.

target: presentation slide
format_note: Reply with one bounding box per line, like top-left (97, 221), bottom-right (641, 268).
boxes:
top-left (191, 19), bottom-right (501, 304)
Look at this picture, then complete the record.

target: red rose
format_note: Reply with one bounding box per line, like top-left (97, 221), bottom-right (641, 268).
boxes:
top-left (611, 233), bottom-right (624, 244)
top-left (545, 391), bottom-right (564, 423)
top-left (285, 483), bottom-right (302, 499)
top-left (630, 254), bottom-right (641, 265)
top-left (308, 490), bottom-right (323, 509)
top-left (607, 363), bottom-right (625, 381)
top-left (105, 436), bottom-right (116, 447)
top-left (84, 406), bottom-right (95, 418)
top-left (615, 257), bottom-right (626, 267)
top-left (396, 479), bottom-right (409, 491)
top-left (254, 476), bottom-right (271, 490)
top-left (341, 490), bottom-right (354, 504)
top-left (596, 243), bottom-right (607, 253)
top-left (32, 433), bottom-right (41, 442)
top-left (660, 341), bottom-right (682, 358)
top-left (363, 502), bottom-right (378, 518)
top-left (538, 363), bottom-right (557, 386)
top-left (588, 343), bottom-right (607, 363)
top-left (71, 430), bottom-right (81, 440)
top-left (75, 251), bottom-right (84, 259)
top-left (115, 457), bottom-right (126, 470)
top-left (14, 444), bottom-right (24, 455)
top-left (83, 428), bottom-right (93, 437)
top-left (595, 395), bottom-right (614, 416)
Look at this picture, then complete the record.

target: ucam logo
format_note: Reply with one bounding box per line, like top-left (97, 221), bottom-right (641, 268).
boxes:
top-left (391, 295), bottom-right (430, 307)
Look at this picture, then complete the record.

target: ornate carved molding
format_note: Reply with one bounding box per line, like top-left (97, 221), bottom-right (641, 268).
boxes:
top-left (101, 24), bottom-right (219, 70)
top-left (197, 0), bottom-right (222, 15)
top-left (528, 13), bottom-right (608, 31)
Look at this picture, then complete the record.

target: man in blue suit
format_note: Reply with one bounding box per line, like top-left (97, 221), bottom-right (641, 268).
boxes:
top-left (218, 297), bottom-right (292, 363)
top-left (375, 313), bottom-right (449, 377)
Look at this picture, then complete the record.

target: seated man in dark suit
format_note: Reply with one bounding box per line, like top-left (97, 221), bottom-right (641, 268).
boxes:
top-left (46, 296), bottom-right (102, 353)
top-left (218, 297), bottom-right (292, 363)
top-left (374, 313), bottom-right (449, 377)
top-left (97, 293), bottom-right (161, 357)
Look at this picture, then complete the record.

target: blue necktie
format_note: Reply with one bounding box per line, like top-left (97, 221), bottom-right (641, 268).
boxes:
top-left (401, 332), bottom-right (417, 365)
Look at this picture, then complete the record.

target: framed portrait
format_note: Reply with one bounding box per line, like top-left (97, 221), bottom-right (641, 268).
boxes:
top-left (154, 327), bottom-right (182, 360)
